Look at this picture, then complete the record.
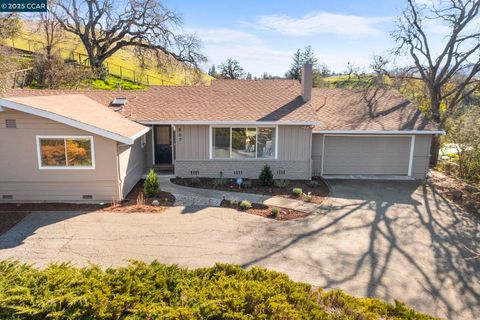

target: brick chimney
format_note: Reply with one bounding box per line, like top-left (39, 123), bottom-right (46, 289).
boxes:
top-left (301, 63), bottom-right (312, 102)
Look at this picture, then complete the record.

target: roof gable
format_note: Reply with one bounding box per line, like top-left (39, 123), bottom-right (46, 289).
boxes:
top-left (0, 95), bottom-right (149, 144)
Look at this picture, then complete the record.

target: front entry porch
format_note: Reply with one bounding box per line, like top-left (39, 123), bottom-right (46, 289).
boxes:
top-left (149, 125), bottom-right (175, 173)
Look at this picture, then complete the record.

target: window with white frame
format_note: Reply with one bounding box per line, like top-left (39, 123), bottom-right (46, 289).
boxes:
top-left (37, 136), bottom-right (95, 169)
top-left (211, 127), bottom-right (276, 159)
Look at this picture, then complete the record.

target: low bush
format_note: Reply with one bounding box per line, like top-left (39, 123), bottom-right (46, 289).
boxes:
top-left (308, 180), bottom-right (320, 188)
top-left (242, 179), bottom-right (252, 188)
top-left (271, 207), bottom-right (280, 217)
top-left (239, 200), bottom-right (252, 210)
top-left (190, 177), bottom-right (201, 186)
top-left (229, 198), bottom-right (239, 206)
top-left (143, 169), bottom-right (159, 197)
top-left (274, 179), bottom-right (290, 188)
top-left (213, 178), bottom-right (227, 188)
top-left (258, 164), bottom-right (274, 186)
top-left (0, 261), bottom-right (437, 320)
top-left (304, 192), bottom-right (313, 202)
top-left (292, 188), bottom-right (303, 197)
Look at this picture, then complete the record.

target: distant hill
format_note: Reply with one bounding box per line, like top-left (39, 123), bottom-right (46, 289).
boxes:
top-left (5, 22), bottom-right (211, 86)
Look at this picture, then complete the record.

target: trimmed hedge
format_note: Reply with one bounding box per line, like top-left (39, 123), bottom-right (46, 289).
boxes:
top-left (0, 261), bottom-right (437, 319)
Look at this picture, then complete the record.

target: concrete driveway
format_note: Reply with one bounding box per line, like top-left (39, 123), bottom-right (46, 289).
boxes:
top-left (0, 180), bottom-right (479, 319)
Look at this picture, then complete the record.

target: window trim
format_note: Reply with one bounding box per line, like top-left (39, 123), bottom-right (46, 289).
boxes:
top-left (209, 125), bottom-right (278, 160)
top-left (36, 135), bottom-right (96, 170)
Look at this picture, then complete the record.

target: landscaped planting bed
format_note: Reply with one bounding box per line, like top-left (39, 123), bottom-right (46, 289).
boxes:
top-left (0, 211), bottom-right (29, 236)
top-left (0, 260), bottom-right (437, 319)
top-left (0, 180), bottom-right (175, 214)
top-left (220, 200), bottom-right (309, 220)
top-left (103, 180), bottom-right (175, 213)
top-left (172, 177), bottom-right (329, 204)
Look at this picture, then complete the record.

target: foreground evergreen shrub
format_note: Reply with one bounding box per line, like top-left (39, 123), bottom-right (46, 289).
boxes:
top-left (144, 169), bottom-right (159, 197)
top-left (259, 164), bottom-right (274, 186)
top-left (0, 260), bottom-right (437, 320)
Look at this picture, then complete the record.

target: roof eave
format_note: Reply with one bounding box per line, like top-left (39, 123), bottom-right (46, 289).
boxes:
top-left (0, 98), bottom-right (149, 145)
top-left (137, 120), bottom-right (321, 126)
top-left (312, 130), bottom-right (445, 135)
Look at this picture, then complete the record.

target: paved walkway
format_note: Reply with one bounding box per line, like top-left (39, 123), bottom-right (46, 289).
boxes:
top-left (160, 175), bottom-right (322, 213)
top-left (0, 180), bottom-right (479, 319)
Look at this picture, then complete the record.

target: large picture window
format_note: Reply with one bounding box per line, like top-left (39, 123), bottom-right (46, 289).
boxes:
top-left (37, 136), bottom-right (95, 169)
top-left (211, 127), bottom-right (276, 159)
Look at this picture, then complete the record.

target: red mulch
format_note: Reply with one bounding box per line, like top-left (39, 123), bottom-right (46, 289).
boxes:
top-left (102, 180), bottom-right (175, 213)
top-left (172, 177), bottom-right (329, 204)
top-left (0, 211), bottom-right (29, 236)
top-left (220, 200), bottom-right (309, 221)
top-left (0, 180), bottom-right (175, 214)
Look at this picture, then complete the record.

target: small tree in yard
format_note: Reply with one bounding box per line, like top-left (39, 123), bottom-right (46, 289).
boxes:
top-left (144, 169), bottom-right (159, 197)
top-left (259, 165), bottom-right (274, 186)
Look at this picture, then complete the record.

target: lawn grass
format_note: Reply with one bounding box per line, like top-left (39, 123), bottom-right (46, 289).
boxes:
top-left (0, 260), bottom-right (438, 319)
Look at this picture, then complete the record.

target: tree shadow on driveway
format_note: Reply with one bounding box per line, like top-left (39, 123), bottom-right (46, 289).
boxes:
top-left (0, 211), bottom-right (88, 250)
top-left (241, 180), bottom-right (480, 319)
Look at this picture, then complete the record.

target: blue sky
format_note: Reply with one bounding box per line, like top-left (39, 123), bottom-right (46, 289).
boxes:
top-left (165, 0), bottom-right (412, 76)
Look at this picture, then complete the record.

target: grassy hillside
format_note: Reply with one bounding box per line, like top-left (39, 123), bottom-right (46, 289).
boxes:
top-left (5, 25), bottom-right (211, 86)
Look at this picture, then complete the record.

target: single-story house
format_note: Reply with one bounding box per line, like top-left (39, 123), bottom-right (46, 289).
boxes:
top-left (0, 64), bottom-right (443, 202)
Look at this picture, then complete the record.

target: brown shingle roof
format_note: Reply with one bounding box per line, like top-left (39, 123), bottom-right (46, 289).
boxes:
top-left (1, 95), bottom-right (149, 144)
top-left (2, 82), bottom-right (440, 131)
top-left (2, 80), bottom-right (318, 124)
top-left (310, 88), bottom-right (439, 131)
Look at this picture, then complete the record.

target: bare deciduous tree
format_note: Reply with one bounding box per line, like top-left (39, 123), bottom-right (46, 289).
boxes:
top-left (392, 0), bottom-right (480, 165)
top-left (37, 2), bottom-right (65, 59)
top-left (52, 0), bottom-right (205, 73)
top-left (218, 58), bottom-right (245, 79)
top-left (0, 13), bottom-right (22, 40)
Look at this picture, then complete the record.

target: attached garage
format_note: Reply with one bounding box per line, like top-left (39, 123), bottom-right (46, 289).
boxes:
top-left (312, 134), bottom-right (419, 178)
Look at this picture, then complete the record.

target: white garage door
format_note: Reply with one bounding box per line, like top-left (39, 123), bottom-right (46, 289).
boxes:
top-left (323, 136), bottom-right (411, 175)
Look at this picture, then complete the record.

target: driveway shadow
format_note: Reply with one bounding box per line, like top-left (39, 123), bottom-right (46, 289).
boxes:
top-left (0, 211), bottom-right (88, 250)
top-left (241, 180), bottom-right (480, 319)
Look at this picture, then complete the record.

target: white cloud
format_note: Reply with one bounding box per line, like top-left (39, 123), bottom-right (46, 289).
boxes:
top-left (192, 28), bottom-right (291, 76)
top-left (245, 12), bottom-right (390, 37)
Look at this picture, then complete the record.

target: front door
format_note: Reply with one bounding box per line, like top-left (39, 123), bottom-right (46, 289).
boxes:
top-left (154, 125), bottom-right (172, 164)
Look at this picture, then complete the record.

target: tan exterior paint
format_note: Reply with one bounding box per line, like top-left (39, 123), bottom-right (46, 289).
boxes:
top-left (117, 137), bottom-right (147, 198)
top-left (311, 134), bottom-right (433, 179)
top-left (411, 135), bottom-right (432, 179)
top-left (0, 109), bottom-right (125, 202)
top-left (174, 125), bottom-right (312, 179)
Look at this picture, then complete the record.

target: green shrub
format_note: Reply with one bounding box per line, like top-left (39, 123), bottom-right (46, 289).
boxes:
top-left (292, 188), bottom-right (303, 197)
top-left (274, 179), bottom-right (290, 188)
top-left (229, 198), bottom-right (239, 206)
top-left (0, 261), bottom-right (437, 320)
top-left (304, 192), bottom-right (313, 202)
top-left (308, 180), bottom-right (320, 188)
top-left (239, 200), bottom-right (252, 210)
top-left (271, 207), bottom-right (280, 217)
top-left (144, 169), bottom-right (159, 197)
top-left (242, 179), bottom-right (252, 188)
top-left (190, 177), bottom-right (201, 186)
top-left (259, 164), bottom-right (274, 186)
top-left (213, 178), bottom-right (227, 188)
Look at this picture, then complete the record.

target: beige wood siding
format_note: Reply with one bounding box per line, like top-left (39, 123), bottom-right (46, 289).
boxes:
top-left (323, 136), bottom-right (411, 175)
top-left (311, 134), bottom-right (323, 176)
top-left (0, 109), bottom-right (120, 202)
top-left (174, 125), bottom-right (312, 179)
top-left (175, 125), bottom-right (209, 160)
top-left (117, 136), bottom-right (147, 198)
top-left (277, 125), bottom-right (312, 160)
top-left (412, 135), bottom-right (432, 179)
